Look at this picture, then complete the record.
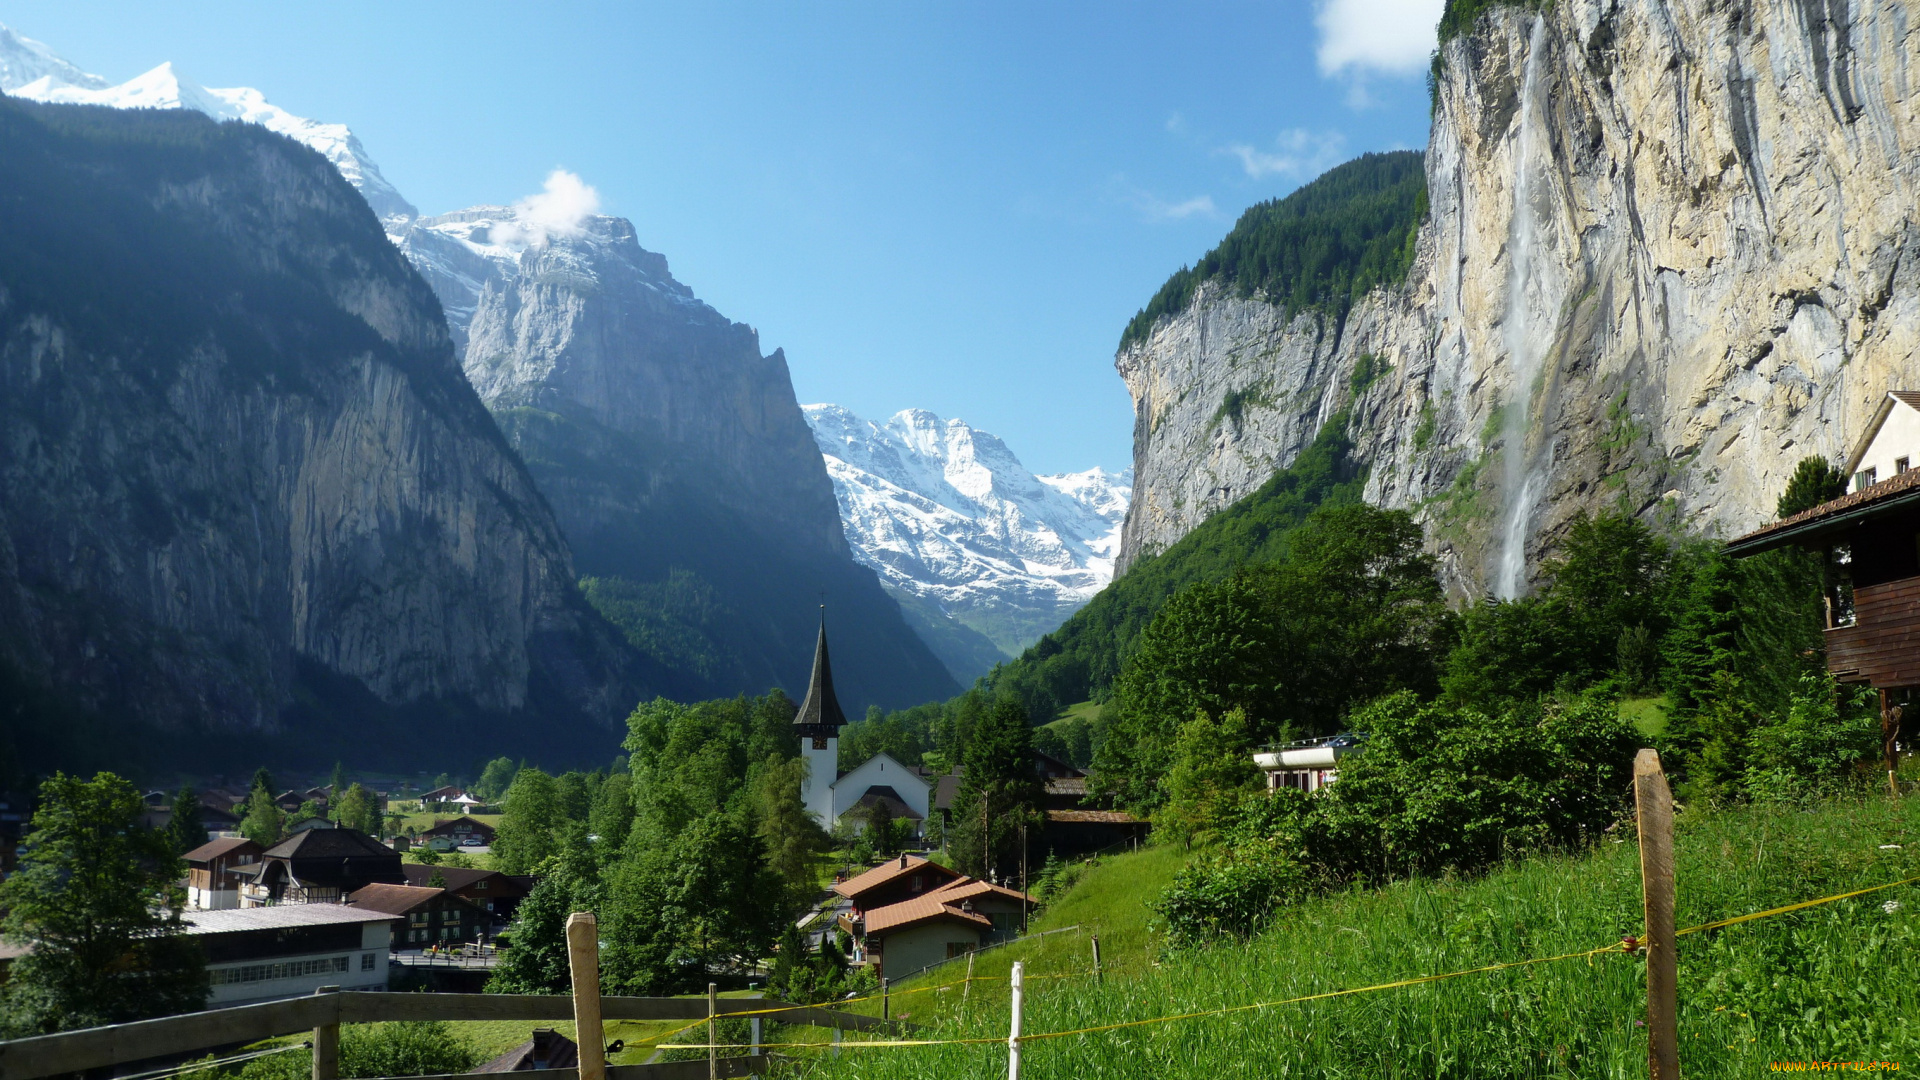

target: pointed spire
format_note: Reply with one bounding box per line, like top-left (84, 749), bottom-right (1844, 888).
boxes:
top-left (793, 606), bottom-right (847, 735)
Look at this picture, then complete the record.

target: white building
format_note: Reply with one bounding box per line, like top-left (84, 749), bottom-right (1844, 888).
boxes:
top-left (183, 904), bottom-right (395, 1006)
top-left (1254, 735), bottom-right (1364, 793)
top-left (794, 618), bottom-right (932, 834)
top-left (1845, 391), bottom-right (1920, 492)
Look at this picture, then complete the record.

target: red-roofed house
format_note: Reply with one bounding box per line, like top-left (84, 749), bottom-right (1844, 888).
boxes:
top-left (852, 875), bottom-right (1034, 980)
top-left (833, 853), bottom-right (965, 914)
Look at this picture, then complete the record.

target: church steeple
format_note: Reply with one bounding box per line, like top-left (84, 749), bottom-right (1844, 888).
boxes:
top-left (793, 607), bottom-right (847, 745)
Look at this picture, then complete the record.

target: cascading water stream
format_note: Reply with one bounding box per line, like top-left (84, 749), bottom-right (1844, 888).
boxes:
top-left (1494, 15), bottom-right (1550, 600)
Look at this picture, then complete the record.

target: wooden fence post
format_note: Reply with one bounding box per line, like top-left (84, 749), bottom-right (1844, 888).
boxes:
top-left (1090, 934), bottom-right (1102, 985)
top-left (964, 950), bottom-right (975, 1004)
top-left (566, 913), bottom-right (606, 1080)
top-left (882, 977), bottom-right (890, 1023)
top-left (707, 982), bottom-right (719, 1080)
top-left (751, 1014), bottom-right (762, 1056)
top-left (1007, 961), bottom-right (1024, 1080)
top-left (310, 985), bottom-right (340, 1080)
top-left (1634, 749), bottom-right (1679, 1080)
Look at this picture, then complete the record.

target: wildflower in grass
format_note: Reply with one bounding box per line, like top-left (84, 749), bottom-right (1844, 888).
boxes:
top-left (1883, 900), bottom-right (1901, 914)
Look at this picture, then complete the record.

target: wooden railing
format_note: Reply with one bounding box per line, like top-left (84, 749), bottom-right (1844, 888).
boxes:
top-left (0, 988), bottom-right (897, 1080)
top-left (0, 913), bottom-right (901, 1080)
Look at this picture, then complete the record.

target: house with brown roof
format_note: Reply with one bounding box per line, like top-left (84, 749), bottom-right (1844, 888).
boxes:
top-left (932, 753), bottom-right (1147, 857)
top-left (184, 837), bottom-right (264, 910)
top-left (239, 828), bottom-right (405, 907)
top-left (400, 863), bottom-right (529, 922)
top-left (348, 883), bottom-right (489, 950)
top-left (1727, 392), bottom-right (1920, 774)
top-left (853, 876), bottom-right (1035, 980)
top-left (833, 853), bottom-right (966, 914)
top-left (420, 816), bottom-right (496, 851)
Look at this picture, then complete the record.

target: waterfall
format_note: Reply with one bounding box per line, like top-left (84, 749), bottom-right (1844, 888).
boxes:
top-left (1494, 15), bottom-right (1550, 600)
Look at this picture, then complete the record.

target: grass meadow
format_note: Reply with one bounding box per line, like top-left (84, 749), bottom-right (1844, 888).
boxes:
top-left (771, 793), bottom-right (1920, 1078)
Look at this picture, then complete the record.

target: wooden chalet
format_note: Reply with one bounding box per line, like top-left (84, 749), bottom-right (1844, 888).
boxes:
top-left (1726, 391), bottom-right (1920, 775)
top-left (420, 816), bottom-right (495, 850)
top-left (239, 828), bottom-right (405, 906)
top-left (399, 862), bottom-right (529, 922)
top-left (833, 853), bottom-right (966, 914)
top-left (347, 883), bottom-right (489, 950)
top-left (183, 837), bottom-right (264, 910)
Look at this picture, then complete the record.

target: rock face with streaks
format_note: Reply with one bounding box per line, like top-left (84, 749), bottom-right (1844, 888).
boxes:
top-left (391, 209), bottom-right (961, 709)
top-left (1117, 0), bottom-right (1920, 597)
top-left (0, 99), bottom-right (642, 772)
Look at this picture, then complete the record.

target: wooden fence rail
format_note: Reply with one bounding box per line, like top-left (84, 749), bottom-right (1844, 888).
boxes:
top-left (0, 992), bottom-right (897, 1080)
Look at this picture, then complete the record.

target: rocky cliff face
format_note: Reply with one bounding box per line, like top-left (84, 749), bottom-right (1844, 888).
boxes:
top-left (391, 209), bottom-right (961, 709)
top-left (1118, 0), bottom-right (1920, 596)
top-left (0, 100), bottom-right (638, 772)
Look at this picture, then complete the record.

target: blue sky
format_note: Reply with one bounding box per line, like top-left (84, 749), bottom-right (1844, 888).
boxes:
top-left (5, 1), bottom-right (1443, 474)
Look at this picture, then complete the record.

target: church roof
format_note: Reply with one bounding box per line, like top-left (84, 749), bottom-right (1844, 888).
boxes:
top-left (792, 617), bottom-right (847, 731)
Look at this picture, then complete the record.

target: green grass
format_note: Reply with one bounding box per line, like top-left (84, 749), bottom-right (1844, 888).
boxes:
top-left (1052, 700), bottom-right (1105, 727)
top-left (1621, 695), bottom-right (1673, 738)
top-left (784, 793), bottom-right (1920, 1077)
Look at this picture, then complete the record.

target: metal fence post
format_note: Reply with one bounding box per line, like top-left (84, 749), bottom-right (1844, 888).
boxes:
top-left (1091, 934), bottom-right (1102, 985)
top-left (310, 985), bottom-right (340, 1080)
top-left (566, 913), bottom-right (606, 1080)
top-left (707, 982), bottom-right (719, 1080)
top-left (1007, 961), bottom-right (1024, 1080)
top-left (1635, 750), bottom-right (1679, 1080)
top-left (964, 950), bottom-right (975, 1005)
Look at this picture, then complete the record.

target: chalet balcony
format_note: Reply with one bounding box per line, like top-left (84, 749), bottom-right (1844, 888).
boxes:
top-left (1825, 576), bottom-right (1920, 687)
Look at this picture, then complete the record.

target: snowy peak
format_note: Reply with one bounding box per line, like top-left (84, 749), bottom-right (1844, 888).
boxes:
top-left (1, 26), bottom-right (416, 222)
top-left (803, 403), bottom-right (1130, 665)
top-left (0, 24), bottom-right (105, 92)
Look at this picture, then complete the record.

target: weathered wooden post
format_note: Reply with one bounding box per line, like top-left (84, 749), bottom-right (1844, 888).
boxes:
top-left (311, 985), bottom-right (340, 1080)
top-left (1634, 749), bottom-right (1679, 1080)
top-left (751, 1014), bottom-right (762, 1057)
top-left (964, 950), bottom-right (976, 1004)
top-left (707, 982), bottom-right (719, 1080)
top-left (1007, 960), bottom-right (1025, 1080)
top-left (1091, 933), bottom-right (1102, 985)
top-left (566, 913), bottom-right (607, 1080)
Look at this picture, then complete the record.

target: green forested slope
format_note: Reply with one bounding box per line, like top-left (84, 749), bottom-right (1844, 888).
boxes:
top-left (988, 414), bottom-right (1366, 721)
top-left (1118, 150), bottom-right (1427, 351)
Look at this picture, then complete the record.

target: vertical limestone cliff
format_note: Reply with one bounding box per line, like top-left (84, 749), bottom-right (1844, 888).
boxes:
top-left (0, 100), bottom-right (640, 773)
top-left (1117, 0), bottom-right (1920, 596)
top-left (393, 211), bottom-right (961, 709)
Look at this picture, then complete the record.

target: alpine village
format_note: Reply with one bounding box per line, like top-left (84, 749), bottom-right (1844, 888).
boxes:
top-left (1, 1), bottom-right (1918, 1077)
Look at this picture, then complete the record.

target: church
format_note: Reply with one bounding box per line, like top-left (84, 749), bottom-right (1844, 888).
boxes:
top-left (793, 616), bottom-right (933, 835)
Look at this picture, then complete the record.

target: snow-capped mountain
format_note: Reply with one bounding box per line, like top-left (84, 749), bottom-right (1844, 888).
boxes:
top-left (0, 30), bottom-right (415, 221)
top-left (805, 404), bottom-right (1130, 676)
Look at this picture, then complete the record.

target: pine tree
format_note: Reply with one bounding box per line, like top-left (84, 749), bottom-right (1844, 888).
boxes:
top-left (163, 786), bottom-right (206, 856)
top-left (240, 780), bottom-right (283, 849)
top-left (329, 761), bottom-right (346, 801)
top-left (949, 699), bottom-right (1042, 880)
top-left (0, 772), bottom-right (208, 1034)
top-left (1777, 456), bottom-right (1848, 518)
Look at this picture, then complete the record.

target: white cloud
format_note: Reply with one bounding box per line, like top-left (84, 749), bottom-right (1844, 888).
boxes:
top-left (1112, 180), bottom-right (1218, 222)
top-left (497, 169), bottom-right (601, 244)
top-left (1165, 111), bottom-right (1187, 134)
top-left (1315, 0), bottom-right (1445, 76)
top-left (1221, 129), bottom-right (1348, 180)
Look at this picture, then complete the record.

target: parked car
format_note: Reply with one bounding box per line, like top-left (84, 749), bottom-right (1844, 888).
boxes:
top-left (461, 837), bottom-right (484, 846)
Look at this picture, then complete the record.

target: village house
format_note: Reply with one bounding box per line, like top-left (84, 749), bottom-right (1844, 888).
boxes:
top-left (239, 828), bottom-right (405, 906)
top-left (348, 883), bottom-right (489, 950)
top-left (931, 751), bottom-right (1148, 856)
top-left (1726, 389), bottom-right (1920, 773)
top-left (1253, 733), bottom-right (1365, 794)
top-left (843, 871), bottom-right (1035, 981)
top-left (399, 863), bottom-right (530, 923)
top-left (183, 837), bottom-right (265, 910)
top-left (420, 816), bottom-right (495, 850)
top-left (834, 853), bottom-right (965, 914)
top-left (183, 904), bottom-right (396, 1006)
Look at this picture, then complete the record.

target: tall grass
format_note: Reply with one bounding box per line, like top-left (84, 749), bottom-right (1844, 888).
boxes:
top-left (786, 794), bottom-right (1919, 1077)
